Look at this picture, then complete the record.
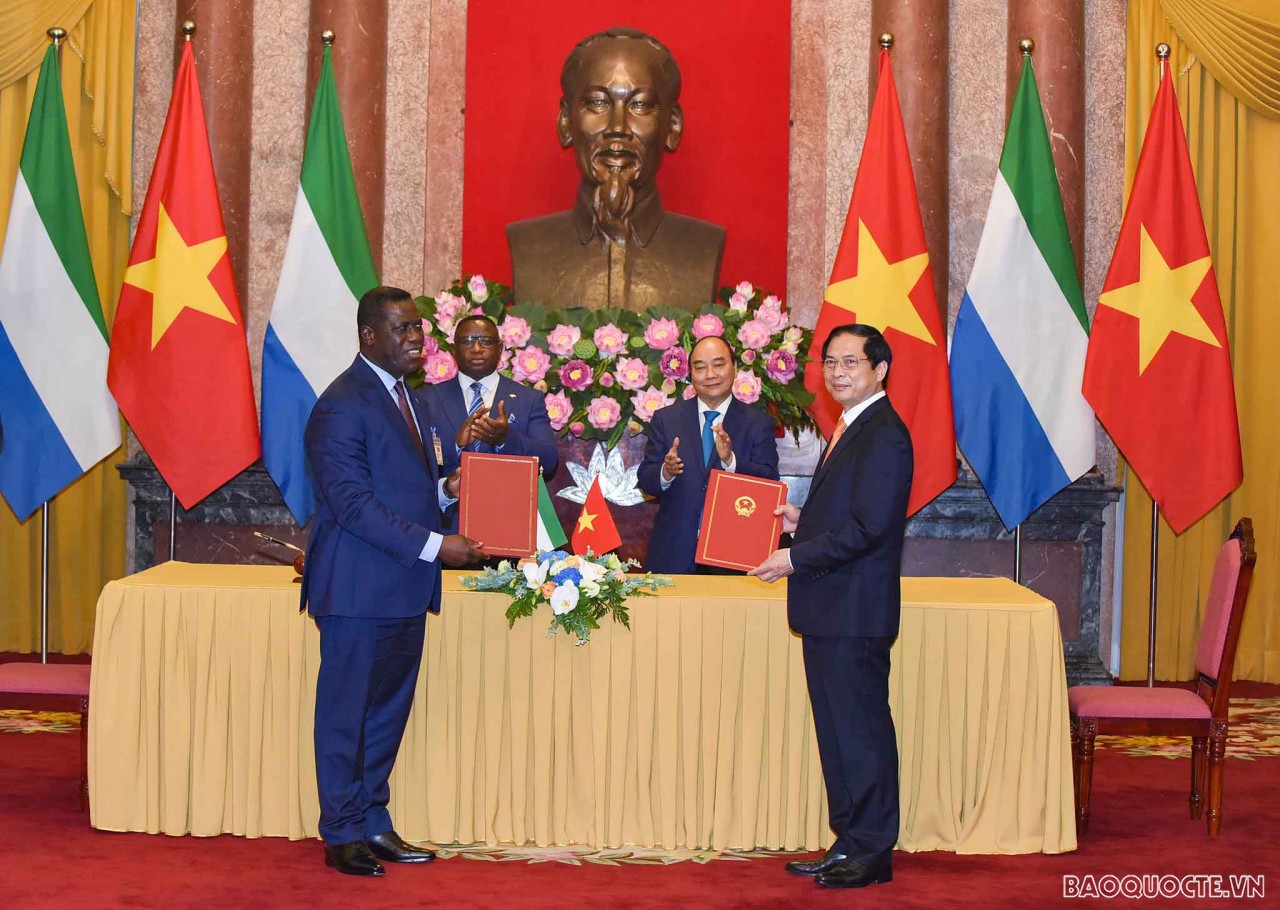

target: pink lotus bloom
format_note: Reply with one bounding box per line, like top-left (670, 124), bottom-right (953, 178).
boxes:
top-left (784, 325), bottom-right (805, 345)
top-left (587, 396), bottom-right (622, 430)
top-left (659, 347), bottom-right (689, 380)
top-left (421, 336), bottom-right (440, 357)
top-left (613, 356), bottom-right (650, 391)
top-left (434, 291), bottom-right (467, 320)
top-left (599, 372), bottom-right (615, 388)
top-left (498, 349), bottom-right (513, 372)
top-left (682, 384), bottom-right (697, 400)
top-left (423, 351), bottom-right (458, 384)
top-left (569, 420), bottom-right (585, 436)
top-left (766, 349), bottom-right (798, 382)
top-left (728, 292), bottom-right (749, 313)
top-left (593, 323), bottom-right (629, 356)
top-left (734, 281), bottom-right (755, 298)
top-left (756, 296), bottom-right (788, 332)
top-left (499, 315), bottom-right (531, 348)
top-left (643, 317), bottom-right (680, 350)
top-left (512, 346), bottom-right (552, 383)
top-left (660, 378), bottom-right (677, 394)
top-left (546, 324), bottom-right (582, 357)
top-left (691, 313), bottom-right (724, 340)
top-left (737, 319), bottom-right (773, 350)
top-left (559, 359), bottom-right (594, 392)
top-left (544, 391), bottom-right (572, 431)
top-left (732, 369), bottom-right (762, 404)
top-left (467, 274), bottom-right (490, 302)
top-left (741, 349), bottom-right (757, 364)
top-left (630, 386), bottom-right (673, 423)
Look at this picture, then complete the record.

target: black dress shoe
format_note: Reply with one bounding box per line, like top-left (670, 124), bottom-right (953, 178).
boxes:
top-left (366, 830), bottom-right (437, 863)
top-left (784, 845), bottom-right (848, 876)
top-left (324, 841), bottom-right (386, 877)
top-left (814, 857), bottom-right (893, 889)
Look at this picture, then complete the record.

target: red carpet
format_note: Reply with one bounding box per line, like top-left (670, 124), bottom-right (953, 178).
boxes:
top-left (2, 703), bottom-right (1278, 909)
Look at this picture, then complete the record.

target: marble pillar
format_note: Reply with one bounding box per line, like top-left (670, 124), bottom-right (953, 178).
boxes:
top-left (868, 0), bottom-right (950, 323)
top-left (174, 1), bottom-right (255, 309)
top-left (307, 0), bottom-right (388, 271)
top-left (1007, 0), bottom-right (1086, 274)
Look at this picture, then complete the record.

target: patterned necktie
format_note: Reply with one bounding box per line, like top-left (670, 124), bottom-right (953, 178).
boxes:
top-left (394, 380), bottom-right (426, 461)
top-left (821, 418), bottom-right (847, 466)
top-left (466, 381), bottom-right (485, 450)
top-left (701, 410), bottom-right (720, 466)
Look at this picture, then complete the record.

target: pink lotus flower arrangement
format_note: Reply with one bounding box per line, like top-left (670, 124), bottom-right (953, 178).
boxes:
top-left (411, 275), bottom-right (816, 444)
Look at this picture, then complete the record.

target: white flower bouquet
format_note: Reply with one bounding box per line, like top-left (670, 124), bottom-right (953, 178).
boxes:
top-left (460, 549), bottom-right (672, 644)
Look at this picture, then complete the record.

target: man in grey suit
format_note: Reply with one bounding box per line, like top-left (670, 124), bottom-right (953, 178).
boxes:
top-left (751, 323), bottom-right (913, 890)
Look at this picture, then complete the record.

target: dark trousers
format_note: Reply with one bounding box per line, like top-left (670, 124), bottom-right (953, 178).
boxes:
top-left (314, 613), bottom-right (426, 845)
top-left (802, 634), bottom-right (899, 864)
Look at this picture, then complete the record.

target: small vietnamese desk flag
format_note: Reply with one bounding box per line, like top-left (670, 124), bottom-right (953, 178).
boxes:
top-left (805, 44), bottom-right (956, 515)
top-left (107, 39), bottom-right (260, 509)
top-left (571, 475), bottom-right (621, 556)
top-left (1082, 60), bottom-right (1241, 534)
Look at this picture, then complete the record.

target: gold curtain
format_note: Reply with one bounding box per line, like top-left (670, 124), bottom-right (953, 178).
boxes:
top-left (1119, 0), bottom-right (1280, 682)
top-left (0, 1), bottom-right (134, 654)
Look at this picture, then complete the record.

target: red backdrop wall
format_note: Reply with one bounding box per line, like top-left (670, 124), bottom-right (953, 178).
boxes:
top-left (462, 0), bottom-right (791, 301)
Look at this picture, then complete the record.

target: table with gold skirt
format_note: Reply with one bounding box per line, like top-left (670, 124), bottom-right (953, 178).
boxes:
top-left (87, 562), bottom-right (1076, 854)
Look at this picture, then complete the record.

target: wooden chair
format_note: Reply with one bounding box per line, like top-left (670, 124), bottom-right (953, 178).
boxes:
top-left (1069, 517), bottom-right (1256, 835)
top-left (0, 662), bottom-right (91, 811)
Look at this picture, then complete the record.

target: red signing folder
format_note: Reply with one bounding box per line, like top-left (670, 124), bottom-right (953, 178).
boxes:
top-left (459, 452), bottom-right (539, 557)
top-left (695, 470), bottom-right (788, 572)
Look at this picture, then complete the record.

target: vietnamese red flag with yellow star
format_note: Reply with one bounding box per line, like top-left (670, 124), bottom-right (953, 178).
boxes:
top-left (107, 41), bottom-right (260, 508)
top-left (571, 475), bottom-right (622, 556)
top-left (1082, 63), bottom-right (1241, 534)
top-left (805, 47), bottom-right (956, 515)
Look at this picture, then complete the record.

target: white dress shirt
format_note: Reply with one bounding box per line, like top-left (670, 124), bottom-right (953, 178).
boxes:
top-left (660, 396), bottom-right (738, 488)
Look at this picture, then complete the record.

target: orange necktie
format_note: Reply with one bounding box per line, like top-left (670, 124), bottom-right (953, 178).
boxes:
top-left (821, 419), bottom-right (847, 465)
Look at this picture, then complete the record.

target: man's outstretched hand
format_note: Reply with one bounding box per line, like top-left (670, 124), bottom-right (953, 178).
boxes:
top-left (439, 534), bottom-right (485, 566)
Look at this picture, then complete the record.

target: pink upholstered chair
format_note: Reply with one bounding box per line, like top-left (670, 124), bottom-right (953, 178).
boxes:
top-left (0, 662), bottom-right (91, 811)
top-left (1069, 517), bottom-right (1256, 835)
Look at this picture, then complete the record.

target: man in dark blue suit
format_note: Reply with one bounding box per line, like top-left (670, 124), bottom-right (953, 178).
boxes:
top-left (420, 314), bottom-right (558, 531)
top-left (638, 335), bottom-right (779, 574)
top-left (303, 286), bottom-right (484, 877)
top-left (751, 324), bottom-right (913, 890)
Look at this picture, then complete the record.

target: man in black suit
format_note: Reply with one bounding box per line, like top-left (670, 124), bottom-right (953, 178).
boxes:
top-left (638, 335), bottom-right (779, 574)
top-left (750, 323), bottom-right (912, 890)
top-left (304, 286), bottom-right (484, 877)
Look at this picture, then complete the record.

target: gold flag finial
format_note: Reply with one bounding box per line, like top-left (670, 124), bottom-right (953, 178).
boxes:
top-left (47, 27), bottom-right (67, 46)
top-left (1156, 43), bottom-right (1170, 60)
top-left (879, 33), bottom-right (894, 51)
top-left (181, 20), bottom-right (196, 41)
top-left (1019, 38), bottom-right (1035, 56)
top-left (321, 29), bottom-right (335, 46)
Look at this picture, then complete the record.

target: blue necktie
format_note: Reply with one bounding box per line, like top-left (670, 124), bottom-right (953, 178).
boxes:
top-left (701, 410), bottom-right (719, 466)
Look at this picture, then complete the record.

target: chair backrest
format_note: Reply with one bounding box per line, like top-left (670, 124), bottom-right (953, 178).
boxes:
top-left (1193, 518), bottom-right (1256, 717)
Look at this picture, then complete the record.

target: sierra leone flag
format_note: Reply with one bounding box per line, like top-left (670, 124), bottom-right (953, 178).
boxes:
top-left (536, 475), bottom-right (568, 551)
top-left (262, 44), bottom-right (378, 524)
top-left (0, 45), bottom-right (120, 521)
top-left (950, 55), bottom-right (1095, 530)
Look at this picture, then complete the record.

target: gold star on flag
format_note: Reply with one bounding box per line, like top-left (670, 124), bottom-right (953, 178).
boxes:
top-left (123, 202), bottom-right (235, 349)
top-left (576, 509), bottom-right (597, 533)
top-left (825, 220), bottom-right (935, 344)
top-left (1097, 225), bottom-right (1218, 374)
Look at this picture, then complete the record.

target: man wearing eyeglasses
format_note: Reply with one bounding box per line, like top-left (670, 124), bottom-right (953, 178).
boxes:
top-left (420, 314), bottom-right (559, 531)
top-left (750, 323), bottom-right (913, 891)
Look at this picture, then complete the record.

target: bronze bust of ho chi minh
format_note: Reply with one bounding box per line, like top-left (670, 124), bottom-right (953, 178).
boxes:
top-left (505, 27), bottom-right (726, 312)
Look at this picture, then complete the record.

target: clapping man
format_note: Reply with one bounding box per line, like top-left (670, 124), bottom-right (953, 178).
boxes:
top-left (638, 335), bottom-right (779, 574)
top-left (421, 314), bottom-right (558, 531)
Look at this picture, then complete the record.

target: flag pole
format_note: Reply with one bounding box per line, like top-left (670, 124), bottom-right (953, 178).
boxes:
top-left (1148, 500), bottom-right (1159, 686)
top-left (1144, 42), bottom-right (1172, 690)
top-left (40, 502), bottom-right (50, 663)
top-left (1013, 524), bottom-right (1022, 584)
top-left (169, 491), bottom-right (177, 561)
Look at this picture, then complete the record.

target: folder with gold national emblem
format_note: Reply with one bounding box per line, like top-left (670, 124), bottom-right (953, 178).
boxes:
top-left (458, 452), bottom-right (539, 557)
top-left (695, 470), bottom-right (788, 572)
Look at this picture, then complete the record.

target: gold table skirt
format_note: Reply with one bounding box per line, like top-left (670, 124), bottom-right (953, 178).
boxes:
top-left (87, 563), bottom-right (1076, 854)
